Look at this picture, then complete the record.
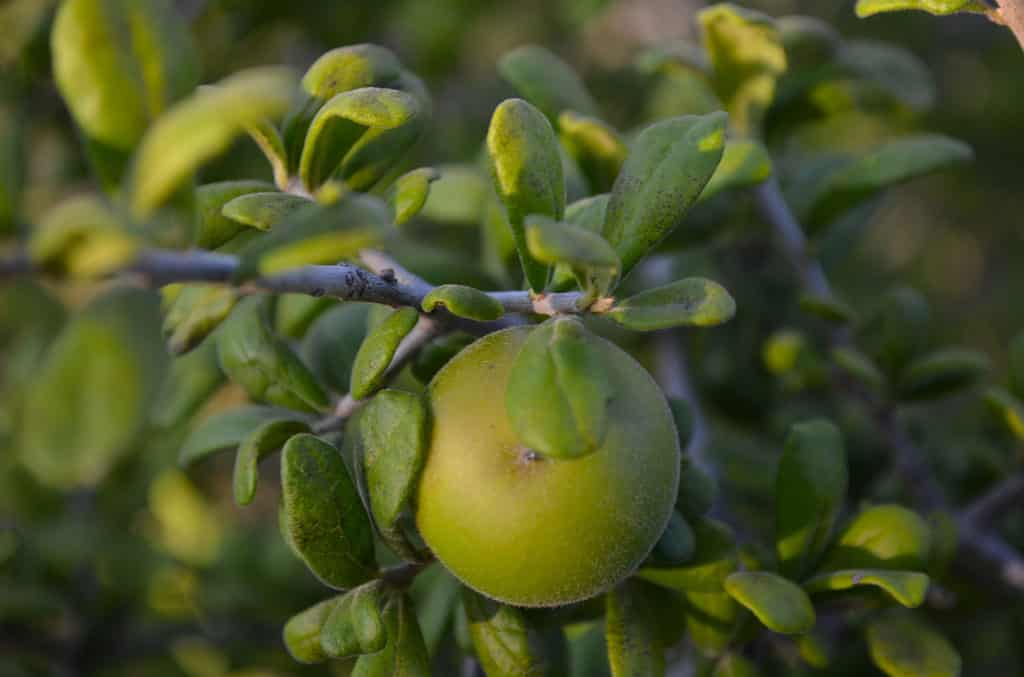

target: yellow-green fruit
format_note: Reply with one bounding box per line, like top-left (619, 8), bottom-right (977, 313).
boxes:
top-left (415, 326), bottom-right (680, 607)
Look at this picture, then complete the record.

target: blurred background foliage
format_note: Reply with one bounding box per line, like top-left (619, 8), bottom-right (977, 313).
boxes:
top-left (1, 0), bottom-right (1022, 675)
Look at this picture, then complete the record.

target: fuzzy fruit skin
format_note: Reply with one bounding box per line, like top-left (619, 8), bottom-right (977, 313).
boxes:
top-left (415, 326), bottom-right (680, 607)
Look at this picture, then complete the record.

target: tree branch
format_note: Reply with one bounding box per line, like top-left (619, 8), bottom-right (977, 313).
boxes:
top-left (963, 471), bottom-right (1024, 529)
top-left (754, 178), bottom-right (1024, 596)
top-left (995, 0), bottom-right (1024, 52)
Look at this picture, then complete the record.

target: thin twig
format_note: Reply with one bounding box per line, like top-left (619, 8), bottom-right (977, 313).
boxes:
top-left (962, 471), bottom-right (1024, 529)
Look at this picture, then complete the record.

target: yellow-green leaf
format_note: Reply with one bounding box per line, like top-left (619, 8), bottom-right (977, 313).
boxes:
top-left (866, 612), bottom-right (961, 677)
top-left (724, 571), bottom-right (815, 635)
top-left (350, 307), bottom-right (420, 400)
top-left (803, 569), bottom-right (929, 608)
top-left (856, 0), bottom-right (987, 17)
top-left (233, 418), bottom-right (310, 506)
top-left (422, 285), bottom-right (505, 322)
top-left (608, 278), bottom-right (735, 331)
top-left (29, 195), bottom-right (137, 278)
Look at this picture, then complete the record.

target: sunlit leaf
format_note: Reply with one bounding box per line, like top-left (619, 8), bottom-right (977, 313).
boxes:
top-left (724, 571), bottom-right (815, 635)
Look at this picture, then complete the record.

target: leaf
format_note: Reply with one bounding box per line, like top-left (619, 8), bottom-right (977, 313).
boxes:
top-left (983, 387), bottom-right (1024, 441)
top-left (700, 139), bottom-right (772, 201)
top-left (550, 194), bottom-right (612, 290)
top-left (178, 405), bottom-right (304, 467)
top-left (525, 215), bottom-right (620, 300)
top-left (299, 87), bottom-right (425, 192)
top-left (647, 511), bottom-right (696, 568)
top-left (221, 192), bottom-right (313, 231)
top-left (486, 98), bottom-right (565, 292)
top-left (775, 419), bottom-right (848, 579)
top-left (697, 4), bottom-right (786, 135)
top-left (506, 317), bottom-right (612, 459)
top-left (359, 390), bottom-right (429, 543)
top-left (411, 332), bottom-right (476, 385)
top-left (602, 112), bottom-right (726, 276)
top-left (350, 307), bottom-right (420, 400)
top-left (803, 569), bottom-right (929, 608)
top-left (162, 284), bottom-right (237, 355)
top-left (302, 303), bottom-right (372, 394)
top-left (462, 587), bottom-right (545, 676)
top-left (0, 103), bottom-right (23, 235)
top-left (608, 278), bottom-right (735, 331)
top-left (195, 180), bottom-right (276, 249)
top-left (246, 119), bottom-right (289, 189)
top-left (712, 655), bottom-right (762, 677)
top-left (153, 340), bottom-right (224, 429)
top-left (638, 518), bottom-right (737, 593)
top-left (215, 296), bottom-right (329, 412)
top-left (866, 612), bottom-right (961, 677)
top-left (822, 504), bottom-right (932, 572)
top-left (799, 294), bottom-right (857, 325)
top-left (421, 285), bottom-right (505, 322)
top-left (605, 581), bottom-right (666, 677)
top-left (558, 111), bottom-right (627, 193)
top-left (1010, 332), bottom-right (1024, 399)
top-left (805, 135), bottom-right (973, 228)
top-left (51, 0), bottom-right (200, 156)
top-left (276, 293), bottom-right (338, 339)
top-left (281, 434), bottom-right (376, 589)
top-left (283, 596), bottom-right (339, 664)
top-left (838, 40), bottom-right (934, 112)
top-left (18, 288), bottom-right (166, 489)
top-left (233, 418), bottom-right (311, 506)
top-left (859, 286), bottom-right (931, 376)
top-left (498, 45), bottom-right (599, 123)
top-left (321, 580), bottom-right (387, 658)
top-left (388, 167), bottom-right (440, 226)
top-left (831, 347), bottom-right (886, 391)
top-left (856, 0), bottom-right (987, 17)
top-left (419, 164), bottom-right (489, 225)
top-left (130, 67), bottom-right (299, 218)
top-left (29, 195), bottom-right (137, 278)
top-left (303, 44), bottom-right (403, 101)
top-left (352, 594), bottom-right (431, 677)
top-left (683, 590), bottom-right (738, 656)
top-left (234, 194), bottom-right (389, 278)
top-left (897, 348), bottom-right (989, 401)
top-left (676, 456), bottom-right (718, 521)
top-left (724, 572), bottom-right (815, 635)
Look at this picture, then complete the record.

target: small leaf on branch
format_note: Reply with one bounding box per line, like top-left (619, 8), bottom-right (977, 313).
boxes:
top-left (163, 284), bottom-right (237, 355)
top-left (648, 510), bottom-right (696, 568)
top-left (983, 387), bottom-right (1024, 441)
top-left (608, 278), bottom-right (735, 331)
top-left (246, 119), bottom-right (290, 188)
top-left (605, 581), bottom-right (667, 676)
top-left (351, 593), bottom-right (431, 676)
top-left (700, 139), bottom-right (772, 201)
top-left (388, 167), bottom-right (440, 226)
top-left (803, 569), bottom-right (929, 608)
top-left (498, 45), bottom-right (599, 123)
top-left (897, 347), bottom-right (989, 401)
top-left (831, 346), bottom-right (886, 391)
top-left (558, 111), bottom-right (627, 193)
top-left (321, 580), bottom-right (387, 658)
top-left (222, 192), bottom-right (313, 232)
top-left (525, 214), bottom-right (620, 299)
top-left (866, 612), bottom-right (961, 677)
top-left (302, 303), bottom-right (372, 394)
top-left (178, 405), bottom-right (307, 467)
top-left (821, 504), bottom-right (932, 572)
top-left (724, 571), bottom-right (815, 635)
top-left (799, 294), bottom-right (857, 325)
top-left (421, 285), bottom-right (505, 322)
top-left (195, 180), bottom-right (276, 249)
top-left (638, 518), bottom-right (737, 593)
top-left (462, 587), bottom-right (546, 676)
top-left (29, 195), bottom-right (137, 279)
top-left (233, 418), bottom-right (311, 506)
top-left (350, 306), bottom-right (420, 400)
top-left (283, 596), bottom-right (340, 664)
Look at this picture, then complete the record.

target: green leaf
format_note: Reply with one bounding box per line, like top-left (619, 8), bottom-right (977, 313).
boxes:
top-left (359, 390), bottom-right (430, 547)
top-left (1009, 332), bottom-right (1024, 399)
top-left (898, 348), bottom-right (989, 401)
top-left (303, 44), bottom-right (403, 101)
top-left (162, 284), bottom-right (237, 355)
top-left (233, 418), bottom-right (311, 506)
top-left (859, 286), bottom-right (931, 376)
top-left (648, 511), bottom-right (696, 568)
top-left (602, 112), bottom-right (726, 276)
top-left (486, 98), bottom-right (565, 292)
top-left (51, 0), bottom-right (200, 158)
top-left (153, 340), bottom-right (224, 428)
top-left (525, 215), bottom-right (620, 300)
top-left (550, 194), bottom-right (612, 290)
top-left (195, 180), bottom-right (276, 249)
top-left (697, 4), bottom-right (786, 136)
top-left (856, 0), bottom-right (987, 17)
top-left (983, 387), bottom-right (1024, 441)
top-left (215, 297), bottom-right (329, 412)
top-left (281, 434), bottom-right (376, 589)
top-left (321, 580), bottom-right (387, 658)
top-left (700, 139), bottom-right (772, 201)
top-left (352, 594), bottom-right (431, 677)
top-left (299, 87), bottom-right (425, 192)
top-left (676, 456), bottom-right (718, 521)
top-left (558, 111), bottom-right (627, 193)
top-left (130, 67), bottom-right (299, 218)
top-left (799, 294), bottom-right (858, 325)
top-left (178, 405), bottom-right (303, 467)
top-left (388, 167), bottom-right (440, 226)
top-left (775, 419), bottom-right (848, 579)
top-left (506, 317), bottom-right (612, 459)
top-left (302, 303), bottom-right (371, 394)
top-left (605, 581), bottom-right (666, 677)
top-left (608, 278), bottom-right (735, 331)
top-left (839, 40), bottom-right (935, 112)
top-left (283, 595), bottom-right (339, 664)
top-left (350, 306), bottom-right (420, 400)
top-left (638, 518), bottom-right (737, 593)
top-left (462, 587), bottom-right (545, 677)
top-left (422, 285), bottom-right (505, 322)
top-left (246, 119), bottom-right (290, 189)
top-left (221, 192), bottom-right (313, 232)
top-left (712, 655), bottom-right (762, 677)
top-left (498, 45), bottom-right (599, 123)
top-left (411, 332), bottom-right (476, 385)
top-left (831, 346), bottom-right (886, 391)
top-left (29, 195), bottom-right (137, 278)
top-left (276, 293), bottom-right (338, 339)
top-left (419, 164), bottom-right (489, 225)
top-left (0, 103), bottom-right (23, 235)
top-left (233, 194), bottom-right (388, 278)
top-left (724, 571), bottom-right (815, 635)
top-left (18, 288), bottom-right (166, 489)
top-left (803, 569), bottom-right (929, 608)
top-left (683, 590), bottom-right (738, 656)
top-left (866, 612), bottom-right (961, 677)
top-left (805, 135), bottom-right (973, 228)
top-left (822, 504), bottom-right (932, 572)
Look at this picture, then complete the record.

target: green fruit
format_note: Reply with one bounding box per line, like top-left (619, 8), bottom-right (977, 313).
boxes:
top-left (415, 327), bottom-right (680, 607)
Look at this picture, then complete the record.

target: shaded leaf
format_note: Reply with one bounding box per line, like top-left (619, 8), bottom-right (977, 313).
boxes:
top-left (526, 215), bottom-right (619, 299)
top-left (558, 111), bottom-right (627, 193)
top-left (388, 167), bottom-right (440, 226)
top-left (463, 587), bottom-right (545, 676)
top-left (1009, 332), bottom-right (1024, 398)
top-left (498, 45), bottom-right (599, 123)
top-left (838, 40), bottom-right (934, 112)
top-left (859, 286), bottom-right (931, 376)
top-left (29, 195), bottom-right (136, 278)
top-left (775, 419), bottom-right (847, 579)
top-left (411, 332), bottom-right (476, 385)
top-left (422, 285), bottom-right (505, 322)
top-left (350, 307), bottom-right (420, 400)
top-left (676, 457), bottom-right (718, 521)
top-left (222, 192), bottom-right (312, 231)
top-left (281, 434), bottom-right (376, 589)
top-left (602, 112), bottom-right (726, 276)
top-left (550, 194), bottom-right (612, 290)
top-left (638, 518), bottom-right (737, 593)
top-left (648, 511), bottom-right (696, 568)
top-left (700, 139), bottom-right (772, 201)
top-left (983, 387), bottom-right (1024, 441)
top-left (302, 303), bottom-right (372, 394)
top-left (153, 340), bottom-right (224, 428)
top-left (898, 348), bottom-right (989, 401)
top-left (803, 569), bottom-right (929, 608)
top-left (605, 581), bottom-right (665, 677)
top-left (276, 293), bottom-right (338, 339)
top-left (608, 278), bottom-right (735, 331)
top-left (352, 594), bottom-right (431, 677)
top-left (233, 418), bottom-right (311, 506)
top-left (866, 612), bottom-right (961, 677)
top-left (724, 571), bottom-right (815, 635)
top-left (178, 405), bottom-right (304, 467)
top-left (322, 580), bottom-right (387, 658)
top-left (163, 284), bottom-right (237, 355)
top-left (195, 180), bottom-right (276, 249)
top-left (822, 504), bottom-right (932, 572)
top-left (832, 346), bottom-right (886, 391)
top-left (506, 317), bottom-right (611, 459)
top-left (130, 67), bottom-right (299, 218)
top-left (798, 294), bottom-right (857, 325)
